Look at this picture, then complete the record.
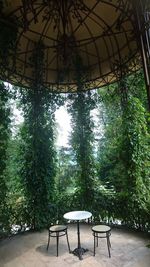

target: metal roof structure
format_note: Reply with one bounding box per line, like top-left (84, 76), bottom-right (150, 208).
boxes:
top-left (0, 0), bottom-right (149, 94)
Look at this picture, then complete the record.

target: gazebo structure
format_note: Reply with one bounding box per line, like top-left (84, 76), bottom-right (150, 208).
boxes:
top-left (0, 0), bottom-right (149, 108)
top-left (0, 2), bottom-right (150, 263)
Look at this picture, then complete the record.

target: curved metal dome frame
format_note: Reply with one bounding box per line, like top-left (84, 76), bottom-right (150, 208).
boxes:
top-left (0, 0), bottom-right (149, 98)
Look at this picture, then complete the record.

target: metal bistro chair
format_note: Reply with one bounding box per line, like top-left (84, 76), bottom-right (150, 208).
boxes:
top-left (47, 223), bottom-right (70, 256)
top-left (91, 225), bottom-right (111, 257)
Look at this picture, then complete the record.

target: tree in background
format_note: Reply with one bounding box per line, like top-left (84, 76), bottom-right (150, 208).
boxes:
top-left (56, 146), bottom-right (77, 193)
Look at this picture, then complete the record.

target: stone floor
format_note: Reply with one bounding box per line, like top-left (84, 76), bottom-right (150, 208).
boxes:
top-left (0, 224), bottom-right (150, 267)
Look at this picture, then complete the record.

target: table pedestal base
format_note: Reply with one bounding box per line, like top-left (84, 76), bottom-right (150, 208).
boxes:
top-left (72, 247), bottom-right (88, 260)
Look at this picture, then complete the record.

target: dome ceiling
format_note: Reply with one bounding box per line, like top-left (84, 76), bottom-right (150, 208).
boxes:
top-left (0, 0), bottom-right (142, 92)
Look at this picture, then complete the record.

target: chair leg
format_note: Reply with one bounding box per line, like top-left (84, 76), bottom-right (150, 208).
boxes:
top-left (96, 233), bottom-right (99, 247)
top-left (93, 234), bottom-right (96, 256)
top-left (66, 230), bottom-right (71, 252)
top-left (108, 236), bottom-right (111, 248)
top-left (56, 233), bottom-right (59, 257)
top-left (106, 235), bottom-right (111, 258)
top-left (47, 232), bottom-right (50, 250)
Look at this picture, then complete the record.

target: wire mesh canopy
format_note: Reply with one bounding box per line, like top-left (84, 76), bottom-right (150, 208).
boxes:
top-left (0, 0), bottom-right (147, 92)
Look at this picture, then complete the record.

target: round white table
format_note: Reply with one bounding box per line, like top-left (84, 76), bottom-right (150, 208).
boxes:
top-left (63, 211), bottom-right (92, 260)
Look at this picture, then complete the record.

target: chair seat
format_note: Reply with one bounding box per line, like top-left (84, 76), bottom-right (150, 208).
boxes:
top-left (92, 225), bottom-right (111, 233)
top-left (49, 225), bottom-right (67, 232)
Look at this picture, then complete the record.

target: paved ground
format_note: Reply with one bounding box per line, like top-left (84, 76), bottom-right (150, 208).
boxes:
top-left (0, 224), bottom-right (150, 267)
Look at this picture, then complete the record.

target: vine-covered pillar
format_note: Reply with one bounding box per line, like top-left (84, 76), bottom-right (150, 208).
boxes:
top-left (68, 55), bottom-right (95, 210)
top-left (19, 42), bottom-right (56, 229)
top-left (115, 64), bottom-right (132, 193)
top-left (0, 83), bottom-right (11, 233)
top-left (115, 59), bottom-right (150, 227)
top-left (0, 15), bottom-right (17, 234)
top-left (132, 0), bottom-right (150, 110)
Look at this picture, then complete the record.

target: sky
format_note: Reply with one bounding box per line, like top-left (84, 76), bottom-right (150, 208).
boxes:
top-left (55, 106), bottom-right (71, 147)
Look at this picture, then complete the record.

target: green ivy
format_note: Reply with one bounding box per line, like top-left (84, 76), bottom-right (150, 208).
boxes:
top-left (67, 56), bottom-right (96, 210)
top-left (0, 82), bottom-right (11, 236)
top-left (96, 72), bottom-right (150, 230)
top-left (121, 97), bottom-right (150, 229)
top-left (17, 42), bottom-right (62, 229)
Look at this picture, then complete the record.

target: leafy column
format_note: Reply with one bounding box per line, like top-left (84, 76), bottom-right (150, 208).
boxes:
top-left (67, 56), bottom-right (96, 210)
top-left (0, 82), bottom-right (11, 234)
top-left (19, 42), bottom-right (57, 229)
top-left (121, 97), bottom-right (150, 228)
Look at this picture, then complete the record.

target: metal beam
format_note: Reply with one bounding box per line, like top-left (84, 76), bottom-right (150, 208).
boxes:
top-left (132, 0), bottom-right (150, 110)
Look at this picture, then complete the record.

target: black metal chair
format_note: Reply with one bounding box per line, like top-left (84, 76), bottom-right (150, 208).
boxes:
top-left (47, 224), bottom-right (70, 256)
top-left (91, 225), bottom-right (111, 257)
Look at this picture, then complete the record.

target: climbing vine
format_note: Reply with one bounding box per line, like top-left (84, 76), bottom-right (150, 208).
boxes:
top-left (97, 71), bottom-right (150, 230)
top-left (121, 97), bottom-right (150, 228)
top-left (0, 82), bottom-right (11, 235)
top-left (67, 56), bottom-right (96, 210)
top-left (18, 42), bottom-right (62, 229)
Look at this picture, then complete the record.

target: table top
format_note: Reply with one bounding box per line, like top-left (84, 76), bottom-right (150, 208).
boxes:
top-left (63, 210), bottom-right (92, 221)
